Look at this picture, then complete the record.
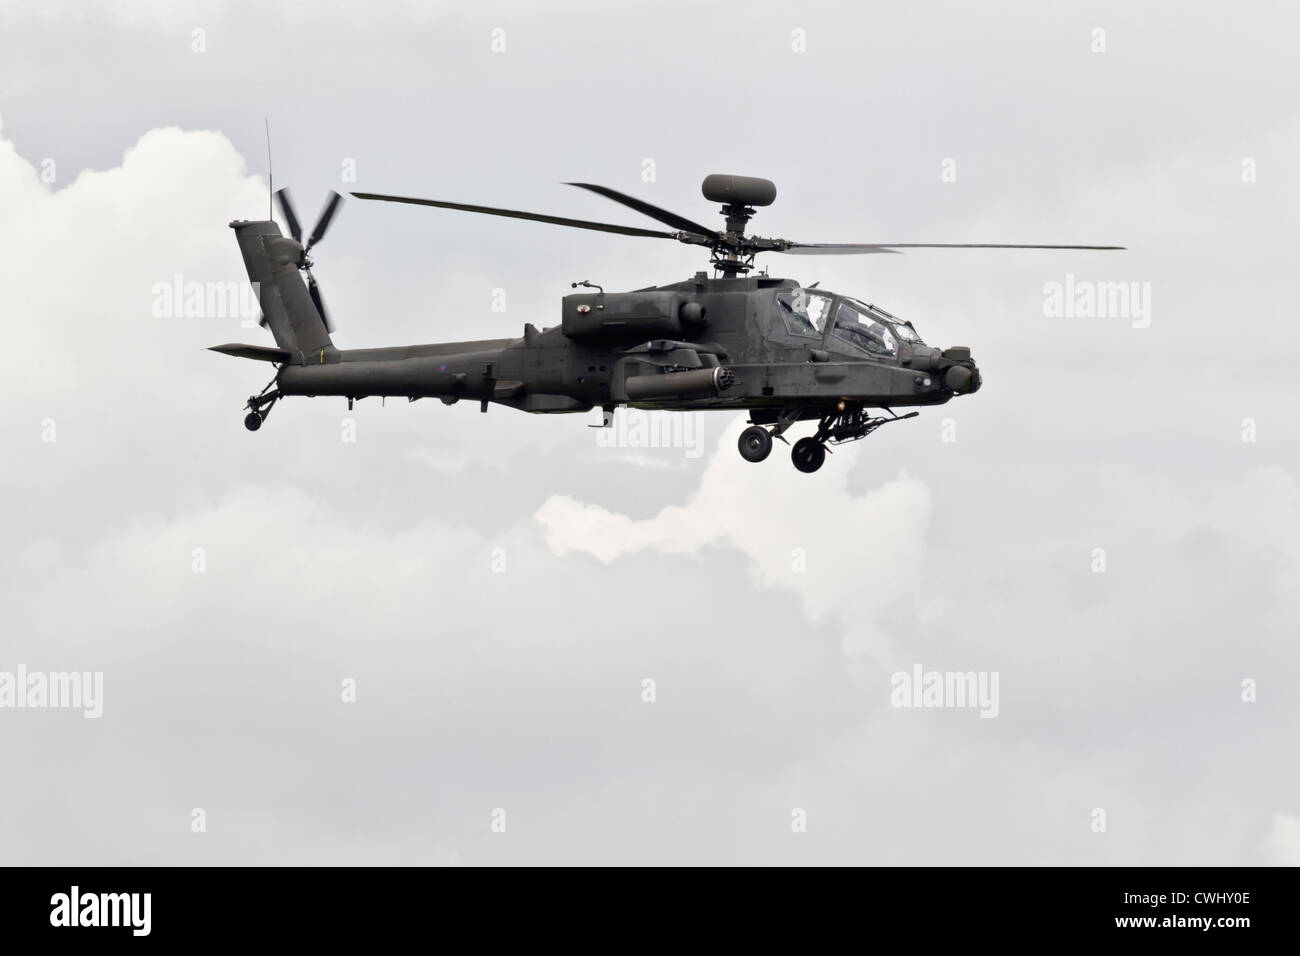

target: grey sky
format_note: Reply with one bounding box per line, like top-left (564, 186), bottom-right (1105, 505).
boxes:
top-left (1, 0), bottom-right (1297, 864)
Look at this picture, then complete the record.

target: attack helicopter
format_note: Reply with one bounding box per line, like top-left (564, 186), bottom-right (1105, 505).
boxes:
top-left (211, 174), bottom-right (1121, 472)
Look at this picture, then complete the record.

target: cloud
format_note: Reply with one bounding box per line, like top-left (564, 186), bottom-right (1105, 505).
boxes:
top-left (0, 0), bottom-right (645, 32)
top-left (5, 0), bottom-right (1300, 866)
top-left (1266, 812), bottom-right (1300, 866)
top-left (2, 122), bottom-right (1295, 866)
top-left (537, 418), bottom-right (933, 663)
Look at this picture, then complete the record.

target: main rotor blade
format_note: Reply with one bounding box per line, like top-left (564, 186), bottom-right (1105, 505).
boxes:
top-left (351, 192), bottom-right (683, 240)
top-left (307, 272), bottom-right (334, 333)
top-left (305, 191), bottom-right (343, 252)
top-left (778, 242), bottom-right (1126, 255)
top-left (565, 182), bottom-right (719, 239)
top-left (274, 187), bottom-right (302, 242)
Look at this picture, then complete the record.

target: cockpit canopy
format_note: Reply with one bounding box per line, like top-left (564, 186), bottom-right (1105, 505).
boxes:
top-left (776, 288), bottom-right (924, 357)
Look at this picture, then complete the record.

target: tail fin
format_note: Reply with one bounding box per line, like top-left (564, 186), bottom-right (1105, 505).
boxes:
top-left (229, 220), bottom-right (335, 364)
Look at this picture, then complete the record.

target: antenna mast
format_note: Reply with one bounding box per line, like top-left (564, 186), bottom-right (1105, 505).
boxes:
top-left (264, 118), bottom-right (272, 220)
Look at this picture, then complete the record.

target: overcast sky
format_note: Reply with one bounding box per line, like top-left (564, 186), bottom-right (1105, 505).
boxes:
top-left (1, 0), bottom-right (1297, 865)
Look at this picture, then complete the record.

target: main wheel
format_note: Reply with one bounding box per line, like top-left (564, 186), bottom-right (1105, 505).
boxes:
top-left (791, 437), bottom-right (826, 473)
top-left (244, 411), bottom-right (263, 432)
top-left (738, 425), bottom-right (773, 463)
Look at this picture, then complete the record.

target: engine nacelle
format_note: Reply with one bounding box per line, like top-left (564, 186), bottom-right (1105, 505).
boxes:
top-left (563, 291), bottom-right (708, 341)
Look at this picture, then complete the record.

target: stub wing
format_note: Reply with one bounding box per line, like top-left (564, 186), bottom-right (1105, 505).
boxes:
top-left (208, 343), bottom-right (293, 363)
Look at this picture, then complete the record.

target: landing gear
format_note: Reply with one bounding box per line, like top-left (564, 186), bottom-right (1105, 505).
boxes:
top-left (736, 407), bottom-right (799, 464)
top-left (242, 372), bottom-right (281, 433)
top-left (791, 437), bottom-right (826, 473)
top-left (737, 404), bottom-right (922, 472)
top-left (738, 425), bottom-right (773, 463)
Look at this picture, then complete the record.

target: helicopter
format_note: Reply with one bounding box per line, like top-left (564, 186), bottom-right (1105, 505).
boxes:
top-left (211, 174), bottom-right (1121, 473)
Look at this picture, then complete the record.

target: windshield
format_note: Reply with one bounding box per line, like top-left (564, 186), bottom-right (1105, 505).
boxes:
top-left (893, 322), bottom-right (922, 344)
top-left (776, 288), bottom-right (834, 337)
top-left (778, 288), bottom-right (925, 349)
top-left (831, 300), bottom-right (898, 356)
top-left (844, 297), bottom-right (924, 345)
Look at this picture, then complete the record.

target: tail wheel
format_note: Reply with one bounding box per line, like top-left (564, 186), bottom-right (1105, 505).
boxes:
top-left (738, 425), bottom-right (773, 463)
top-left (791, 437), bottom-right (826, 473)
top-left (244, 412), bottom-right (263, 432)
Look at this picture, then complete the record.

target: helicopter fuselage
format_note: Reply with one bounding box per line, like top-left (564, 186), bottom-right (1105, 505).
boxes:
top-left (273, 273), bottom-right (982, 427)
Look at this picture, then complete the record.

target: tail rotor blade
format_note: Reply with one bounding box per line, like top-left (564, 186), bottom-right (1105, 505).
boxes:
top-left (274, 187), bottom-right (302, 242)
top-left (306, 191), bottom-right (343, 252)
top-left (307, 271), bottom-right (335, 333)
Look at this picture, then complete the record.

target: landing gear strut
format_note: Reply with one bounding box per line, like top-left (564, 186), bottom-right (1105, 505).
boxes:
top-left (243, 373), bottom-right (281, 432)
top-left (738, 406), bottom-right (802, 465)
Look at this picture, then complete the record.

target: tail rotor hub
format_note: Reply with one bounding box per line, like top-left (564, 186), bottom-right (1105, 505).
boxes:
top-left (273, 187), bottom-right (344, 333)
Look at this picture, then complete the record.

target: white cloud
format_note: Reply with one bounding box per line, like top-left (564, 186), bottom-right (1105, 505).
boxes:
top-left (2, 120), bottom-right (1295, 867)
top-left (537, 418), bottom-right (933, 664)
top-left (5, 0), bottom-right (1300, 865)
top-left (1266, 812), bottom-right (1300, 866)
top-left (0, 0), bottom-right (648, 32)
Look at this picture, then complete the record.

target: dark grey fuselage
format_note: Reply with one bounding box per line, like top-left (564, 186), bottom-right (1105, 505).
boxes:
top-left (274, 272), bottom-right (976, 417)
top-left (215, 216), bottom-right (982, 469)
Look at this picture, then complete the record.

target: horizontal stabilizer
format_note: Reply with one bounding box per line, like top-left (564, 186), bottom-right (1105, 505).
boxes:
top-left (208, 343), bottom-right (293, 363)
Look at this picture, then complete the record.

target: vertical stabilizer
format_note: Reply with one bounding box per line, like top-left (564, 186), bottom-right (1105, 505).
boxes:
top-left (229, 220), bottom-right (335, 364)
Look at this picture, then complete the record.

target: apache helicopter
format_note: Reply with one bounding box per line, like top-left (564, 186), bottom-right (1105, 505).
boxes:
top-left (211, 175), bottom-right (1121, 472)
